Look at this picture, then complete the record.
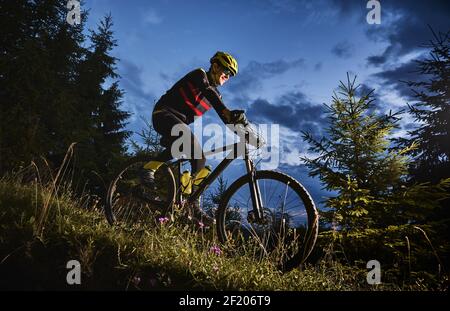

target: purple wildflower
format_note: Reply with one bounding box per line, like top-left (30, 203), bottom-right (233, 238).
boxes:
top-left (210, 245), bottom-right (222, 256)
top-left (158, 216), bottom-right (169, 224)
top-left (132, 276), bottom-right (141, 286)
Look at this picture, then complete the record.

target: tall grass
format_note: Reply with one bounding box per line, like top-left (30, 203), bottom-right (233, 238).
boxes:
top-left (0, 149), bottom-right (446, 290)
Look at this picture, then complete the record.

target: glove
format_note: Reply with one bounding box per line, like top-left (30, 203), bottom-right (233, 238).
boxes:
top-left (230, 109), bottom-right (247, 125)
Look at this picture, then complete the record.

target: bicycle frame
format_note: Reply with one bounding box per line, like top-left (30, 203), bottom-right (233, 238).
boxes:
top-left (169, 139), bottom-right (265, 220)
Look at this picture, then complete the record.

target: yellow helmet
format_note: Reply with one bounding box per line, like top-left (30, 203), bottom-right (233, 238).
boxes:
top-left (210, 51), bottom-right (238, 76)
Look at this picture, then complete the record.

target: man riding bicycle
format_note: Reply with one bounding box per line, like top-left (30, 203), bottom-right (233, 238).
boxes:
top-left (143, 51), bottom-right (246, 225)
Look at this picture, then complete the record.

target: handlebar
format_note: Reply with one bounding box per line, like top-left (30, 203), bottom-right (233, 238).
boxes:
top-left (234, 122), bottom-right (265, 148)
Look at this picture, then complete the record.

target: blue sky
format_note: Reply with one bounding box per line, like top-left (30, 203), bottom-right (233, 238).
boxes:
top-left (83, 0), bottom-right (449, 207)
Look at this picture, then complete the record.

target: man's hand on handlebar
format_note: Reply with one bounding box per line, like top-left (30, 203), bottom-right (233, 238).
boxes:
top-left (230, 109), bottom-right (247, 125)
top-left (223, 109), bottom-right (263, 148)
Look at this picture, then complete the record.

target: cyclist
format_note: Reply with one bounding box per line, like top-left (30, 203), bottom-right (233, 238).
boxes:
top-left (144, 51), bottom-right (246, 225)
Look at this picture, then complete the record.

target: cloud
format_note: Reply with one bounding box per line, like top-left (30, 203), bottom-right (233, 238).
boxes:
top-left (354, 82), bottom-right (389, 115)
top-left (118, 59), bottom-right (156, 126)
top-left (314, 62), bottom-right (322, 71)
top-left (277, 163), bottom-right (333, 208)
top-left (372, 58), bottom-right (427, 100)
top-left (328, 0), bottom-right (366, 17)
top-left (265, 0), bottom-right (299, 13)
top-left (248, 59), bottom-right (305, 76)
top-left (325, 1), bottom-right (449, 66)
top-left (227, 58), bottom-right (305, 95)
top-left (246, 91), bottom-right (325, 136)
top-left (366, 55), bottom-right (387, 67)
top-left (356, 83), bottom-right (375, 97)
top-left (119, 60), bottom-right (153, 100)
top-left (143, 8), bottom-right (163, 25)
top-left (159, 72), bottom-right (170, 82)
top-left (403, 122), bottom-right (419, 131)
top-left (259, 0), bottom-right (362, 25)
top-left (363, 1), bottom-right (450, 66)
top-left (331, 41), bottom-right (354, 59)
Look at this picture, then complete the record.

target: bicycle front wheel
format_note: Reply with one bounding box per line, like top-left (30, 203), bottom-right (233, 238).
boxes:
top-left (105, 160), bottom-right (176, 226)
top-left (216, 170), bottom-right (319, 270)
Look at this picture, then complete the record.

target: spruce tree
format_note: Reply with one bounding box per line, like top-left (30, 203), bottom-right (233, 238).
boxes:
top-left (75, 14), bottom-right (130, 187)
top-left (397, 30), bottom-right (450, 268)
top-left (0, 2), bottom-right (130, 194)
top-left (0, 0), bottom-right (85, 173)
top-left (302, 75), bottom-right (450, 275)
top-left (203, 175), bottom-right (228, 218)
top-left (130, 116), bottom-right (164, 158)
top-left (400, 30), bottom-right (450, 184)
top-left (302, 74), bottom-right (405, 230)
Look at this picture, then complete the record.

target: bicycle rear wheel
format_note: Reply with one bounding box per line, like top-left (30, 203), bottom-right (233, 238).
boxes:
top-left (105, 160), bottom-right (176, 226)
top-left (216, 170), bottom-right (319, 270)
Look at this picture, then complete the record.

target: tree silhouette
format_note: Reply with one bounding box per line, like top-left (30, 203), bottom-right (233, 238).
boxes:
top-left (398, 29), bottom-right (449, 184)
top-left (75, 14), bottom-right (130, 189)
top-left (0, 1), bottom-right (130, 194)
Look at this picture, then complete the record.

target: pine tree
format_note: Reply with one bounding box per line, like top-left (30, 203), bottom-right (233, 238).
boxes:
top-left (302, 74), bottom-right (406, 230)
top-left (130, 116), bottom-right (164, 158)
top-left (393, 30), bottom-right (450, 259)
top-left (0, 2), bottom-right (130, 195)
top-left (203, 175), bottom-right (228, 217)
top-left (75, 14), bottom-right (130, 187)
top-left (399, 30), bottom-right (450, 184)
top-left (302, 75), bottom-right (450, 275)
top-left (0, 0), bottom-right (85, 173)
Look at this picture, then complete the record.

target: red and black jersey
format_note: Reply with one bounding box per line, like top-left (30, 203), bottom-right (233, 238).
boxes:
top-left (153, 68), bottom-right (227, 124)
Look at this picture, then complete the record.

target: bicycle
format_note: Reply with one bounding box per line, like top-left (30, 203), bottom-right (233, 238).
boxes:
top-left (104, 121), bottom-right (319, 270)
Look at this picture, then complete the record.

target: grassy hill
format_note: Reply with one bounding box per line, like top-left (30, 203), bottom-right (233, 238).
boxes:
top-left (0, 176), bottom-right (442, 291)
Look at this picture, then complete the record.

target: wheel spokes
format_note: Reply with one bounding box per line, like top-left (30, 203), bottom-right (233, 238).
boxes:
top-left (106, 162), bottom-right (176, 226)
top-left (223, 177), bottom-right (310, 264)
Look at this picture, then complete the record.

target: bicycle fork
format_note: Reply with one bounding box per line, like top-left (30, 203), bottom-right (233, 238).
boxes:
top-left (244, 157), bottom-right (264, 222)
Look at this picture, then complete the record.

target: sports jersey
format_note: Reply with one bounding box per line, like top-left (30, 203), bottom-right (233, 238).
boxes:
top-left (153, 68), bottom-right (227, 124)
